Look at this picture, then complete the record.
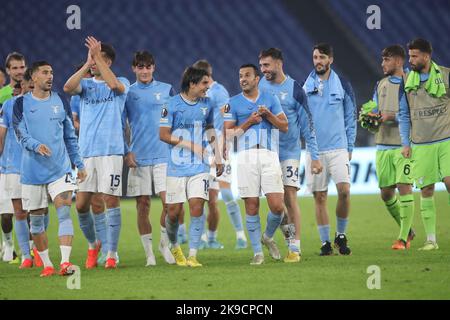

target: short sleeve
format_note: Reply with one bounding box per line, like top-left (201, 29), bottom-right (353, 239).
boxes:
top-left (223, 102), bottom-right (236, 122)
top-left (270, 94), bottom-right (284, 116)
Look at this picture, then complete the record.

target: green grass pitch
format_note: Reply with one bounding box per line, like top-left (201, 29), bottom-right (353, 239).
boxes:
top-left (1, 192), bottom-right (449, 300)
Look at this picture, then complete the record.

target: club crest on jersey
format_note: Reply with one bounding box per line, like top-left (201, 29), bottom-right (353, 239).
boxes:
top-left (200, 107), bottom-right (208, 115)
top-left (223, 103), bottom-right (231, 113)
top-left (52, 105), bottom-right (60, 114)
top-left (161, 106), bottom-right (168, 118)
top-left (279, 91), bottom-right (288, 100)
top-left (154, 92), bottom-right (161, 100)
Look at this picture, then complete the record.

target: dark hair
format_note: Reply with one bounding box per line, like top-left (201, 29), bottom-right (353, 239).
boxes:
top-left (30, 61), bottom-right (51, 75)
top-left (192, 60), bottom-right (212, 76)
top-left (180, 67), bottom-right (209, 93)
top-left (259, 48), bottom-right (283, 61)
top-left (101, 43), bottom-right (116, 63)
top-left (407, 38), bottom-right (432, 54)
top-left (5, 52), bottom-right (25, 68)
top-left (382, 45), bottom-right (406, 59)
top-left (239, 63), bottom-right (260, 77)
top-left (23, 68), bottom-right (33, 82)
top-left (132, 50), bottom-right (155, 66)
top-left (313, 43), bottom-right (333, 57)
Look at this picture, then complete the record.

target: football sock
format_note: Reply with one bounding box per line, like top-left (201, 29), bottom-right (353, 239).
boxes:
top-left (106, 207), bottom-right (121, 252)
top-left (15, 218), bottom-right (31, 260)
top-left (385, 196), bottom-right (401, 226)
top-left (77, 211), bottom-right (96, 246)
top-left (318, 224), bottom-right (330, 243)
top-left (189, 215), bottom-right (203, 250)
top-left (140, 234), bottom-right (153, 258)
top-left (264, 211), bottom-right (282, 238)
top-left (336, 217), bottom-right (348, 235)
top-left (94, 212), bottom-right (108, 254)
top-left (399, 194), bottom-right (414, 242)
top-left (221, 188), bottom-right (244, 232)
top-left (420, 197), bottom-right (436, 241)
top-left (246, 214), bottom-right (262, 254)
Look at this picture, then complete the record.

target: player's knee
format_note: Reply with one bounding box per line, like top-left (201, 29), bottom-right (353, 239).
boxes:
top-left (91, 196), bottom-right (105, 213)
top-left (421, 185), bottom-right (435, 197)
top-left (137, 196), bottom-right (150, 212)
top-left (14, 210), bottom-right (27, 221)
top-left (104, 195), bottom-right (120, 208)
top-left (380, 189), bottom-right (394, 202)
top-left (245, 199), bottom-right (259, 214)
top-left (190, 203), bottom-right (204, 216)
top-left (167, 205), bottom-right (180, 221)
top-left (397, 184), bottom-right (412, 196)
top-left (30, 214), bottom-right (45, 235)
top-left (337, 188), bottom-right (350, 201)
top-left (314, 192), bottom-right (327, 204)
top-left (271, 205), bottom-right (284, 215)
top-left (76, 200), bottom-right (90, 213)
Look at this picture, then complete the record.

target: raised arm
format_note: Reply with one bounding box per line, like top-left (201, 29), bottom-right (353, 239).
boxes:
top-left (85, 36), bottom-right (125, 94)
top-left (63, 52), bottom-right (93, 95)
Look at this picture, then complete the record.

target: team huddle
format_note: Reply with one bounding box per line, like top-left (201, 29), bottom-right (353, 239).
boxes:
top-left (0, 36), bottom-right (449, 277)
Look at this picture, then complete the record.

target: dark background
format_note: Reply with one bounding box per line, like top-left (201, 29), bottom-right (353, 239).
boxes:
top-left (1, 0), bottom-right (449, 146)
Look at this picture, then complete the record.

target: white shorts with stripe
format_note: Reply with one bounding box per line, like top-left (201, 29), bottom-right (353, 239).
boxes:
top-left (305, 149), bottom-right (351, 193)
top-left (78, 155), bottom-right (123, 196)
top-left (22, 173), bottom-right (78, 211)
top-left (0, 173), bottom-right (22, 200)
top-left (236, 148), bottom-right (284, 198)
top-left (166, 173), bottom-right (210, 204)
top-left (127, 163), bottom-right (167, 196)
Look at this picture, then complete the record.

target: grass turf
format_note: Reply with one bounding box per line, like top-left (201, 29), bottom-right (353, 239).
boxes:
top-left (0, 192), bottom-right (449, 300)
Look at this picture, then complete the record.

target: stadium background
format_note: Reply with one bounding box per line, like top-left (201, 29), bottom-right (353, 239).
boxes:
top-left (1, 0), bottom-right (449, 194)
top-left (2, 0), bottom-right (450, 301)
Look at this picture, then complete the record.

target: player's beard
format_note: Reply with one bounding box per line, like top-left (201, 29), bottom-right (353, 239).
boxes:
top-left (264, 71), bottom-right (276, 81)
top-left (12, 74), bottom-right (24, 83)
top-left (315, 62), bottom-right (330, 75)
top-left (410, 62), bottom-right (425, 72)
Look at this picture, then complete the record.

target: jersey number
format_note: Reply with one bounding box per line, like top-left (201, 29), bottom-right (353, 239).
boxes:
top-left (110, 175), bottom-right (121, 187)
top-left (403, 164), bottom-right (410, 176)
top-left (286, 166), bottom-right (299, 179)
top-left (203, 179), bottom-right (209, 194)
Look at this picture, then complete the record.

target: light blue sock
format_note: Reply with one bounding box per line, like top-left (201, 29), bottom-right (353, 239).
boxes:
top-left (337, 217), bottom-right (348, 234)
top-left (15, 218), bottom-right (31, 259)
top-left (221, 188), bottom-right (244, 232)
top-left (94, 212), bottom-right (108, 254)
top-left (246, 214), bottom-right (262, 254)
top-left (264, 211), bottom-right (282, 238)
top-left (77, 211), bottom-right (96, 244)
top-left (44, 213), bottom-right (49, 231)
top-left (189, 215), bottom-right (204, 250)
top-left (106, 207), bottom-right (121, 252)
top-left (57, 206), bottom-right (74, 237)
top-left (165, 215), bottom-right (179, 246)
top-left (318, 224), bottom-right (330, 243)
top-left (207, 230), bottom-right (217, 242)
top-left (178, 223), bottom-right (186, 236)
